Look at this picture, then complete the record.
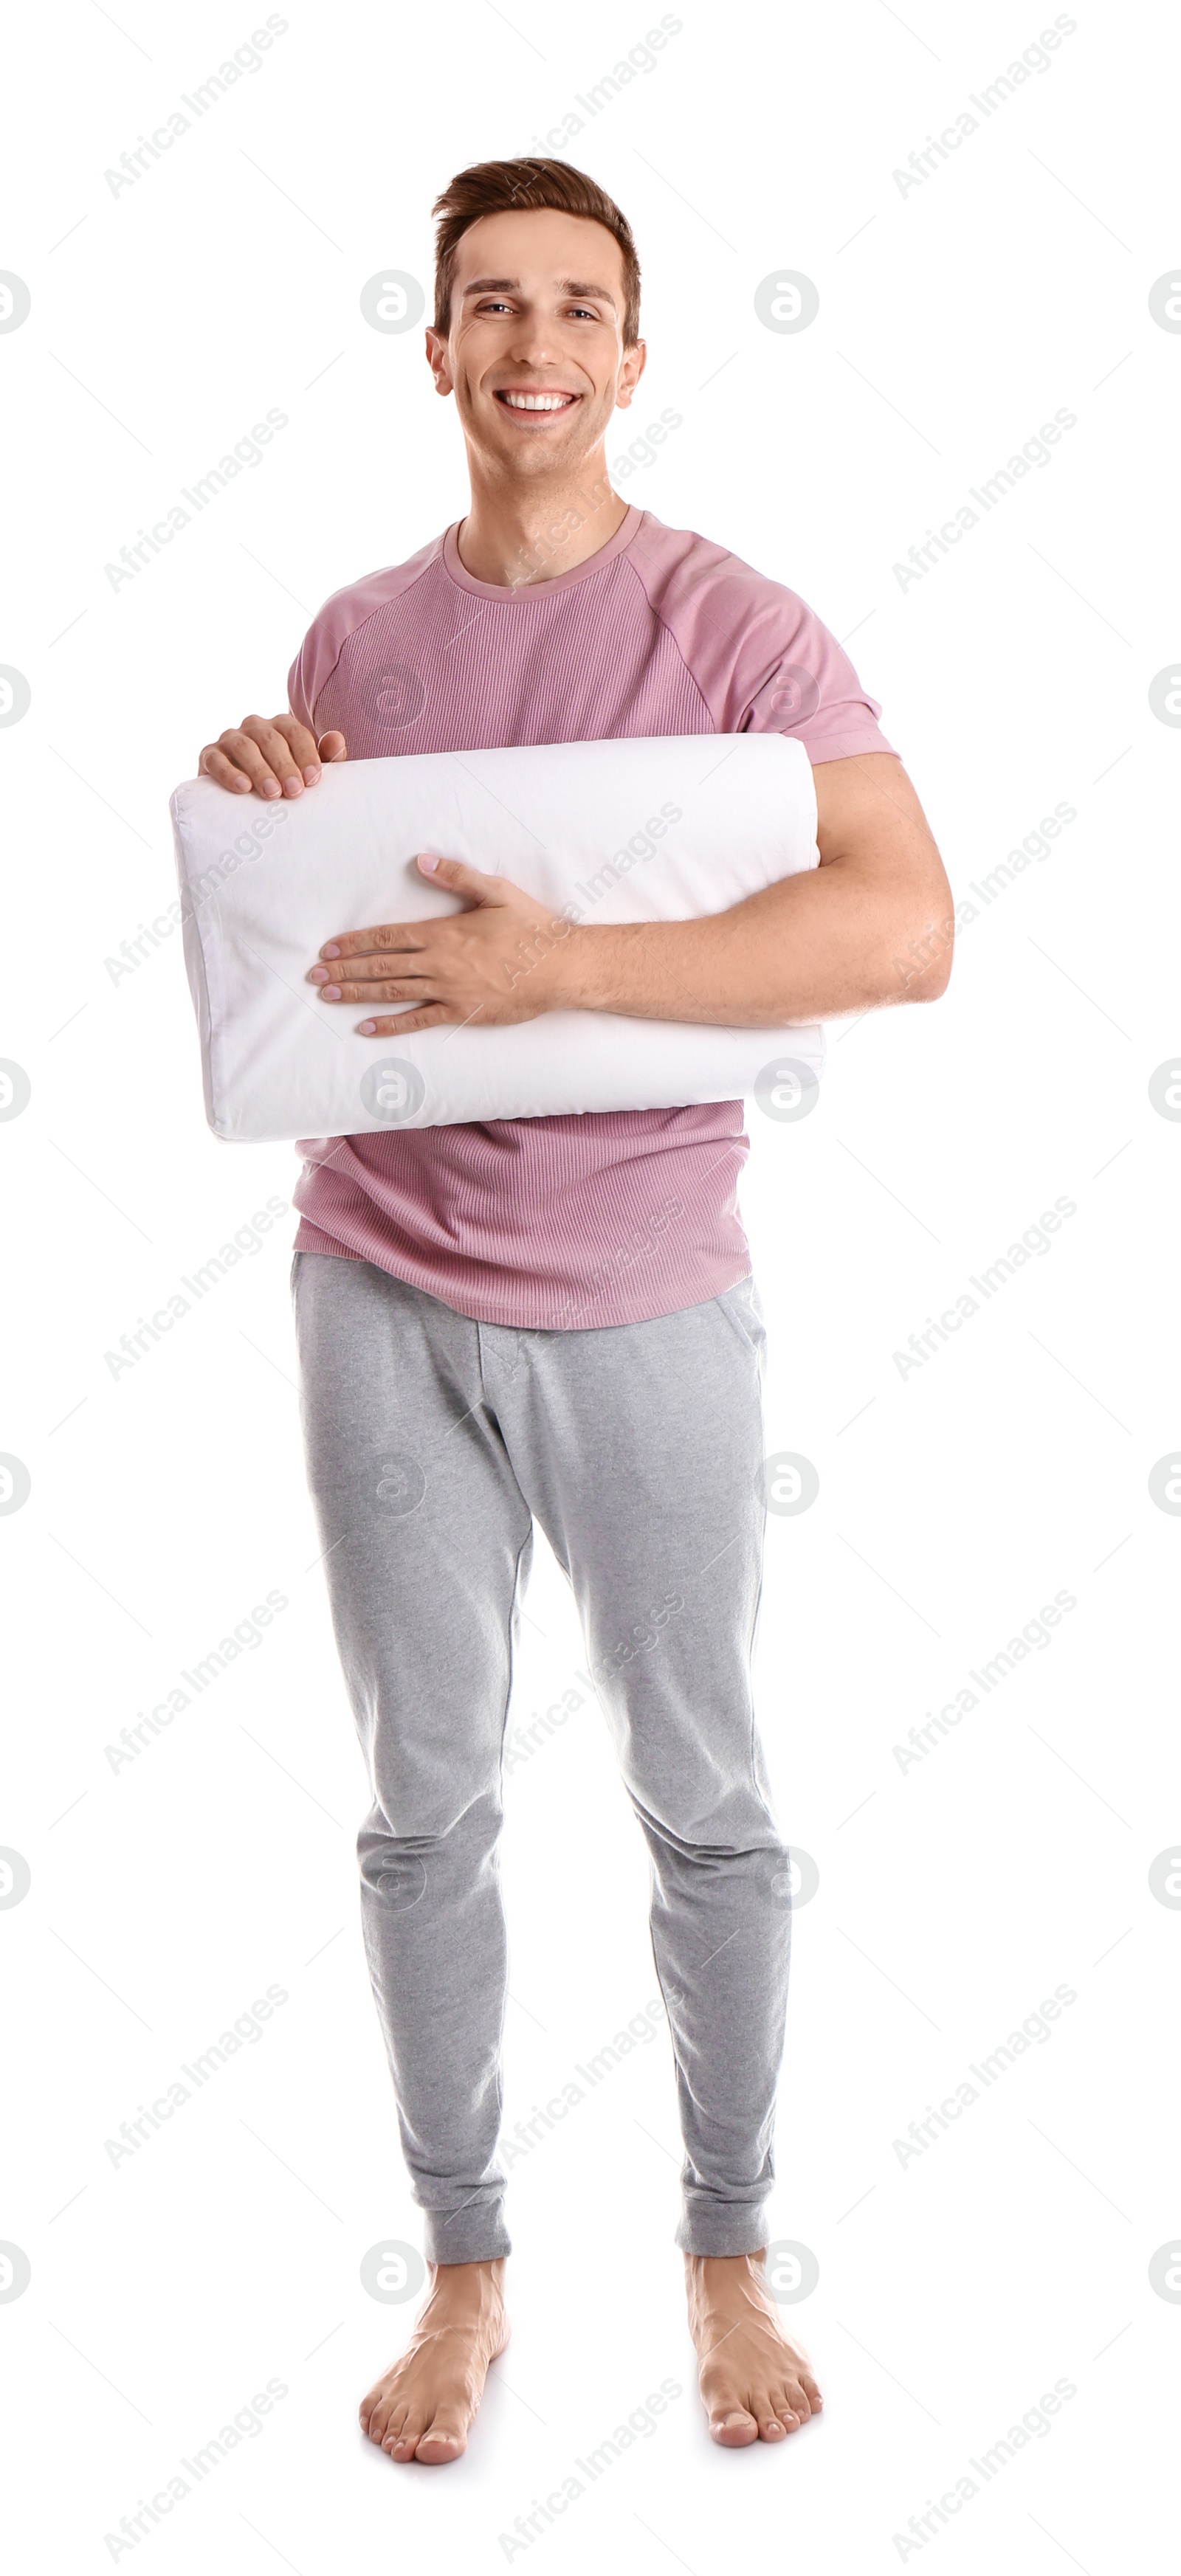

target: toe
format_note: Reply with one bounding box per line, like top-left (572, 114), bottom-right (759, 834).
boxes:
top-left (385, 2409), bottom-right (426, 2462)
top-left (750, 2391), bottom-right (785, 2442)
top-left (711, 2406), bottom-right (760, 2448)
top-left (416, 2413), bottom-right (468, 2465)
top-left (359, 2381), bottom-right (385, 2436)
top-left (380, 2403), bottom-right (409, 2454)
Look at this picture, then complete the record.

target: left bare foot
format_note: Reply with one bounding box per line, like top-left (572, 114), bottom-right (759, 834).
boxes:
top-left (685, 2250), bottom-right (823, 2447)
top-left (359, 2257), bottom-right (508, 2465)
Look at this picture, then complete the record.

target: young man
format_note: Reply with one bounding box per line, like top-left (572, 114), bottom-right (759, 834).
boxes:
top-left (199, 157), bottom-right (952, 2467)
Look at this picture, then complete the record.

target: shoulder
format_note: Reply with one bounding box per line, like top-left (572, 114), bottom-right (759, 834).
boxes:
top-left (288, 533), bottom-right (444, 723)
top-left (624, 511), bottom-right (810, 619)
top-left (622, 513), bottom-right (894, 756)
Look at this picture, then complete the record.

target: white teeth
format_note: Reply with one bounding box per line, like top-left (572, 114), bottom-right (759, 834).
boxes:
top-left (501, 392), bottom-right (574, 410)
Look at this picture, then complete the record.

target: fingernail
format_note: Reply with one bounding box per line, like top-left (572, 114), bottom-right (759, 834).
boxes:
top-left (321, 942), bottom-right (340, 959)
top-left (418, 852), bottom-right (438, 873)
top-left (320, 984), bottom-right (341, 1002)
top-left (308, 965), bottom-right (328, 983)
top-left (260, 778), bottom-right (280, 798)
top-left (283, 775), bottom-right (303, 796)
top-left (358, 1019), bottom-right (376, 1035)
top-left (303, 765), bottom-right (320, 786)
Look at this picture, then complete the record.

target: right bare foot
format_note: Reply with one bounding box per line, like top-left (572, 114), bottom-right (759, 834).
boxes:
top-left (359, 2258), bottom-right (509, 2465)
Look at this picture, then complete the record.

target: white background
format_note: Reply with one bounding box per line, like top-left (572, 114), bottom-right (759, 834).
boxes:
top-left (3, 1), bottom-right (1179, 2568)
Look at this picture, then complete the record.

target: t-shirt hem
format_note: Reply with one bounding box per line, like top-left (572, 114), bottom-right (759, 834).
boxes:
top-left (292, 1218), bottom-right (752, 1332)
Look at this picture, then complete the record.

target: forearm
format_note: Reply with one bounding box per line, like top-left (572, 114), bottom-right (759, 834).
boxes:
top-left (552, 861), bottom-right (954, 1026)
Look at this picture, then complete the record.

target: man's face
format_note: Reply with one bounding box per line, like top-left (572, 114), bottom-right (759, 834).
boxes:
top-left (427, 207), bottom-right (645, 480)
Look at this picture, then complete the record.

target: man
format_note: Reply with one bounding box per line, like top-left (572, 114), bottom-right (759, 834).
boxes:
top-left (198, 156), bottom-right (952, 2468)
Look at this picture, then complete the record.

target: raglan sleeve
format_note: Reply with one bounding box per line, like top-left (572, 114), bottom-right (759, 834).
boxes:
top-left (640, 527), bottom-right (901, 764)
top-left (739, 590), bottom-right (898, 764)
top-left (286, 615), bottom-right (325, 733)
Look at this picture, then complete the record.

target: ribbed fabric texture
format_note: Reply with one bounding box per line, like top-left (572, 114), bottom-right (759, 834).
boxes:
top-left (287, 507), bottom-right (894, 1328)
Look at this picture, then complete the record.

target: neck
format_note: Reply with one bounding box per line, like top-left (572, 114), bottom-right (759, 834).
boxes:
top-left (455, 450), bottom-right (630, 588)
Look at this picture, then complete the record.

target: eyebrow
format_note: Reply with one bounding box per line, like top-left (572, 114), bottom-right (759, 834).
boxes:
top-left (461, 274), bottom-right (617, 309)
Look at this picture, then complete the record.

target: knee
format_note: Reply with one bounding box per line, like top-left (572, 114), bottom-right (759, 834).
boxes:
top-left (357, 1788), bottom-right (502, 1905)
top-left (358, 1823), bottom-right (430, 1915)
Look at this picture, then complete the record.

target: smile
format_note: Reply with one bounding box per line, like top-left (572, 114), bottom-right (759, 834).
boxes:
top-left (495, 390), bottom-right (579, 412)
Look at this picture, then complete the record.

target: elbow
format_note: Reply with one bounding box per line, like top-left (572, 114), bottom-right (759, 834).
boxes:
top-left (881, 904), bottom-right (955, 1006)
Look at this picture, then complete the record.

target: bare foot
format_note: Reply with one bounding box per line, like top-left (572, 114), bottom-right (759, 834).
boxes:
top-left (685, 2251), bottom-right (822, 2448)
top-left (359, 2258), bottom-right (509, 2465)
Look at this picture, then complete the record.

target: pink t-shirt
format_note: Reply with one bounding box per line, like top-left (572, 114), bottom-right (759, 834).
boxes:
top-left (288, 507), bottom-right (894, 1328)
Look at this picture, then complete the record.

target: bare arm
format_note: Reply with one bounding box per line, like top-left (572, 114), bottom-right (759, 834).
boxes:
top-left (311, 750), bottom-right (955, 1035)
top-left (553, 752), bottom-right (954, 1023)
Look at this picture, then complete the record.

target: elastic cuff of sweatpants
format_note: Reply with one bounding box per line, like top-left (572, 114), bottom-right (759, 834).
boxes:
top-left (675, 2201), bottom-right (771, 2259)
top-left (423, 2200), bottom-right (512, 2266)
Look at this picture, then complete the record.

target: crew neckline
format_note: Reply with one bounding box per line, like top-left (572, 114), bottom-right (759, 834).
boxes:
top-left (441, 505), bottom-right (644, 599)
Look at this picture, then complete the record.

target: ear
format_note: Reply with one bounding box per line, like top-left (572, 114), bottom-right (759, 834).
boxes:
top-left (424, 328), bottom-right (454, 398)
top-left (615, 339), bottom-right (647, 410)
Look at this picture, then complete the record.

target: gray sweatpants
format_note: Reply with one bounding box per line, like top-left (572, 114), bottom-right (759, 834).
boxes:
top-left (292, 1249), bottom-right (791, 2262)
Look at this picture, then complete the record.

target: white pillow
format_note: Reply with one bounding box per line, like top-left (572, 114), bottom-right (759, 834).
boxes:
top-left (170, 733), bottom-right (824, 1139)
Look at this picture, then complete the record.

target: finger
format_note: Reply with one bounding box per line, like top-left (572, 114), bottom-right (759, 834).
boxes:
top-left (317, 925), bottom-right (430, 961)
top-left (309, 948), bottom-right (430, 984)
top-left (359, 1006), bottom-right (454, 1036)
top-left (266, 713), bottom-right (326, 784)
top-left (199, 743), bottom-right (256, 794)
top-left (317, 731), bottom-right (348, 763)
top-left (238, 714), bottom-right (314, 795)
top-left (198, 723), bottom-right (293, 801)
top-left (315, 978), bottom-right (430, 1005)
top-left (416, 852), bottom-right (506, 903)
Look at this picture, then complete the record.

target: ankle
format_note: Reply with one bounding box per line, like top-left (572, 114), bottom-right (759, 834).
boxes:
top-left (427, 2257), bottom-right (506, 2315)
top-left (685, 2250), bottom-right (766, 2282)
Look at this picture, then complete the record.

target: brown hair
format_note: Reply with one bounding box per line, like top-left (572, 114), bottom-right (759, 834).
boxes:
top-left (431, 157), bottom-right (641, 347)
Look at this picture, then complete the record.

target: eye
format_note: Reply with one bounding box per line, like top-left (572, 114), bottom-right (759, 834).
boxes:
top-left (567, 305), bottom-right (598, 321)
top-left (475, 298), bottom-right (514, 315)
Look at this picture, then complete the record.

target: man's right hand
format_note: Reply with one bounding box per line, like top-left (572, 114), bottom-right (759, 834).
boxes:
top-left (197, 713), bottom-right (347, 799)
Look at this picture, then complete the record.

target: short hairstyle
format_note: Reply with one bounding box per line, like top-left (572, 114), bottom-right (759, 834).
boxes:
top-left (432, 156), bottom-right (641, 345)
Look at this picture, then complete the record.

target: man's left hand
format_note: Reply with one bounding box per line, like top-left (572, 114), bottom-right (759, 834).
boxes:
top-left (308, 852), bottom-right (575, 1035)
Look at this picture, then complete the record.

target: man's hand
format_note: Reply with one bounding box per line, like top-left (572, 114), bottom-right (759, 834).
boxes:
top-left (309, 752), bottom-right (954, 1039)
top-left (308, 853), bottom-right (576, 1035)
top-left (198, 713), bottom-right (347, 799)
